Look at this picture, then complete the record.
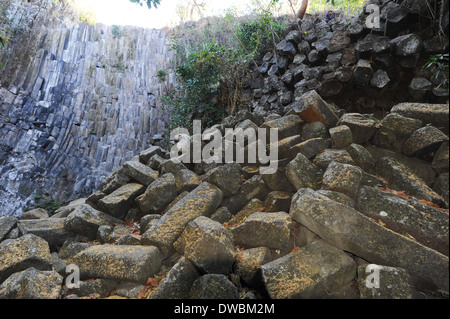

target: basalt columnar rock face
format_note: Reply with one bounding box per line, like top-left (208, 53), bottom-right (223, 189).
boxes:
top-left (0, 0), bottom-right (449, 300)
top-left (0, 0), bottom-right (175, 216)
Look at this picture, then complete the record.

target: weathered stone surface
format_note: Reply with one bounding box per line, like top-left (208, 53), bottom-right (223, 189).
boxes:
top-left (111, 281), bottom-right (142, 299)
top-left (317, 190), bottom-right (355, 207)
top-left (260, 115), bottom-right (303, 140)
top-left (378, 113), bottom-right (423, 152)
top-left (52, 199), bottom-right (87, 219)
top-left (293, 91), bottom-right (339, 129)
top-left (203, 163), bottom-right (242, 197)
top-left (229, 199), bottom-right (265, 226)
top-left (390, 103), bottom-right (449, 134)
top-left (160, 159), bottom-right (188, 175)
top-left (409, 77), bottom-right (433, 99)
top-left (286, 153), bottom-right (322, 190)
top-left (338, 113), bottom-right (378, 144)
top-left (97, 225), bottom-right (113, 243)
top-left (139, 146), bottom-right (165, 164)
top-left (370, 69), bottom-right (390, 88)
top-left (367, 145), bottom-right (436, 186)
top-left (374, 157), bottom-right (444, 205)
top-left (58, 241), bottom-right (92, 260)
top-left (72, 245), bottom-right (162, 284)
top-left (313, 149), bottom-right (355, 170)
top-left (174, 216), bottom-right (235, 275)
top-left (278, 135), bottom-right (303, 159)
top-left (116, 234), bottom-right (141, 246)
top-left (231, 212), bottom-right (293, 250)
top-left (262, 165), bottom-right (295, 193)
top-left (290, 138), bottom-right (328, 159)
top-left (322, 161), bottom-right (363, 199)
top-left (403, 126), bottom-right (449, 157)
top-left (329, 125), bottom-right (353, 149)
top-left (75, 279), bottom-right (118, 298)
top-left (135, 174), bottom-right (178, 215)
top-left (99, 168), bottom-right (129, 195)
top-left (0, 216), bottom-right (17, 242)
top-left (150, 257), bottom-right (201, 299)
top-left (19, 208), bottom-right (49, 220)
top-left (123, 161), bottom-right (159, 186)
top-left (139, 214), bottom-right (161, 234)
top-left (434, 173), bottom-right (449, 208)
top-left (391, 34), bottom-right (423, 56)
top-left (221, 175), bottom-right (268, 214)
top-left (175, 169), bottom-right (201, 193)
top-left (142, 182), bottom-right (223, 255)
top-left (357, 186), bottom-right (449, 256)
top-left (265, 191), bottom-right (292, 213)
top-left (0, 268), bottom-right (63, 299)
top-left (190, 274), bottom-right (239, 299)
top-left (347, 144), bottom-right (375, 172)
top-left (0, 234), bottom-right (52, 283)
top-left (64, 204), bottom-right (122, 240)
top-left (235, 247), bottom-right (270, 287)
top-left (99, 183), bottom-right (145, 218)
top-left (432, 141), bottom-right (449, 174)
top-left (357, 265), bottom-right (414, 299)
top-left (353, 59), bottom-right (373, 87)
top-left (261, 240), bottom-right (356, 299)
top-left (210, 207), bottom-right (232, 224)
top-left (290, 189), bottom-right (449, 292)
top-left (17, 218), bottom-right (77, 248)
top-left (301, 121), bottom-right (328, 141)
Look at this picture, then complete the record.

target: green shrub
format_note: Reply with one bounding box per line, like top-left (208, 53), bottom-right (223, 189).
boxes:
top-left (236, 11), bottom-right (286, 59)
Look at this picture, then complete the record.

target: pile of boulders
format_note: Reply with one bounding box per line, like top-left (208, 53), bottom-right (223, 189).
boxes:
top-left (244, 0), bottom-right (449, 117)
top-left (0, 0), bottom-right (449, 300)
top-left (1, 91), bottom-right (448, 299)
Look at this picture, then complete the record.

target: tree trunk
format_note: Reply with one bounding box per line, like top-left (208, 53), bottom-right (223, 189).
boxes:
top-left (296, 0), bottom-right (309, 19)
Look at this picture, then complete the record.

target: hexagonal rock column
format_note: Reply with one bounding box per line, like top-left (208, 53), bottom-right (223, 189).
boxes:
top-left (292, 90), bottom-right (339, 129)
top-left (0, 268), bottom-right (63, 299)
top-left (230, 212), bottom-right (293, 250)
top-left (71, 245), bottom-right (162, 284)
top-left (141, 182), bottom-right (223, 256)
top-left (289, 188), bottom-right (449, 292)
top-left (0, 234), bottom-right (53, 283)
top-left (173, 216), bottom-right (235, 275)
top-left (261, 240), bottom-right (356, 299)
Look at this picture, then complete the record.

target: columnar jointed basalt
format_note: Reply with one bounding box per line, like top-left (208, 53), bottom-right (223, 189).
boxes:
top-left (0, 0), bottom-right (175, 216)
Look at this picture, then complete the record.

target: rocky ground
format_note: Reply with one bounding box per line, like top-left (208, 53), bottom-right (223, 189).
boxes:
top-left (0, 0), bottom-right (449, 299)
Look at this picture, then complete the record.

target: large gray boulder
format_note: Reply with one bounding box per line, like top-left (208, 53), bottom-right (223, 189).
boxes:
top-left (174, 216), bottom-right (235, 275)
top-left (261, 240), bottom-right (356, 299)
top-left (0, 268), bottom-right (63, 299)
top-left (142, 182), bottom-right (223, 256)
top-left (0, 234), bottom-right (53, 284)
top-left (290, 188), bottom-right (449, 292)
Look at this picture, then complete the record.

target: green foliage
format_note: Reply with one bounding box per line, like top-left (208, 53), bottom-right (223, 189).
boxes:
top-left (423, 53), bottom-right (449, 88)
top-left (163, 42), bottom-right (233, 130)
top-left (27, 195), bottom-right (67, 216)
top-left (129, 0), bottom-right (161, 9)
top-left (308, 0), bottom-right (366, 16)
top-left (236, 11), bottom-right (285, 59)
top-left (112, 25), bottom-right (122, 39)
top-left (157, 69), bottom-right (166, 81)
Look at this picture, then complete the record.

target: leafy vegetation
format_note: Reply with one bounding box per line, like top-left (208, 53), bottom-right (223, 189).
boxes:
top-left (26, 194), bottom-right (67, 216)
top-left (422, 53), bottom-right (449, 88)
top-left (163, 0), bottom-right (287, 135)
top-left (129, 0), bottom-right (161, 9)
